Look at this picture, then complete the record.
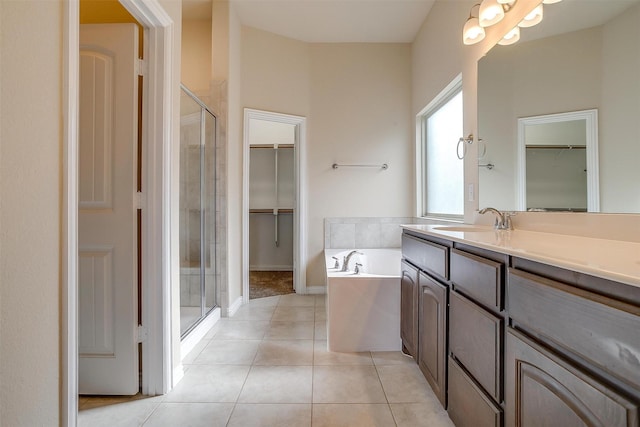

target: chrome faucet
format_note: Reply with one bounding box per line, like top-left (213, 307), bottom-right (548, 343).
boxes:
top-left (479, 207), bottom-right (514, 230)
top-left (341, 250), bottom-right (364, 272)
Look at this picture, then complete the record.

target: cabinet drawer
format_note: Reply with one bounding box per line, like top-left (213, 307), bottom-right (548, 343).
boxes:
top-left (451, 248), bottom-right (503, 311)
top-left (506, 328), bottom-right (638, 427)
top-left (450, 290), bottom-right (502, 402)
top-left (402, 234), bottom-right (448, 280)
top-left (448, 356), bottom-right (502, 427)
top-left (508, 268), bottom-right (640, 392)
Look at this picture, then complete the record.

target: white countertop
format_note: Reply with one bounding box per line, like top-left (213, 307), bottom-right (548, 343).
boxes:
top-left (401, 224), bottom-right (640, 288)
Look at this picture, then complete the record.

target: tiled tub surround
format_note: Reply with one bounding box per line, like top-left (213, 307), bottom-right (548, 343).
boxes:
top-left (324, 249), bottom-right (403, 352)
top-left (79, 294), bottom-right (455, 427)
top-left (402, 224), bottom-right (640, 287)
top-left (324, 217), bottom-right (443, 250)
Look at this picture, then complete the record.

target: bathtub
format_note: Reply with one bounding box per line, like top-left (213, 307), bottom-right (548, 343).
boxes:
top-left (324, 248), bottom-right (402, 352)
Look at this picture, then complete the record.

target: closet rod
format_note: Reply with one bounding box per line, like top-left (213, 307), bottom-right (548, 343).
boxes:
top-left (250, 144), bottom-right (295, 149)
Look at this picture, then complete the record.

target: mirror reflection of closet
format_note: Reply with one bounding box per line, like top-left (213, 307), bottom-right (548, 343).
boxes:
top-left (248, 119), bottom-right (296, 299)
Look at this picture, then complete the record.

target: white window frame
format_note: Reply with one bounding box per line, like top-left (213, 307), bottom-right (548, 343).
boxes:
top-left (415, 74), bottom-right (464, 220)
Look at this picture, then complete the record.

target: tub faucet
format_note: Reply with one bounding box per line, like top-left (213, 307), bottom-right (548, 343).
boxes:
top-left (341, 250), bottom-right (364, 272)
top-left (479, 207), bottom-right (514, 230)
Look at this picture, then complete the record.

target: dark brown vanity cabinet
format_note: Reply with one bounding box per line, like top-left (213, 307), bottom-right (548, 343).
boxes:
top-left (418, 271), bottom-right (448, 406)
top-left (400, 259), bottom-right (419, 359)
top-left (506, 328), bottom-right (638, 427)
top-left (506, 266), bottom-right (640, 427)
top-left (401, 232), bottom-right (451, 406)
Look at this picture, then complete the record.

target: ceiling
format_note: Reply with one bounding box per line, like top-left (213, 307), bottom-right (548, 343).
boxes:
top-left (183, 0), bottom-right (436, 43)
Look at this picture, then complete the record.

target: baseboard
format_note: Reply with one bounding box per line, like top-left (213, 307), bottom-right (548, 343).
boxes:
top-left (249, 265), bottom-right (293, 271)
top-left (180, 307), bottom-right (221, 362)
top-left (305, 285), bottom-right (326, 295)
top-left (227, 296), bottom-right (243, 317)
top-left (172, 364), bottom-right (185, 388)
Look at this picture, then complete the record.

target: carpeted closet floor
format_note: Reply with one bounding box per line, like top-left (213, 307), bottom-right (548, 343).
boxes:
top-left (249, 271), bottom-right (294, 299)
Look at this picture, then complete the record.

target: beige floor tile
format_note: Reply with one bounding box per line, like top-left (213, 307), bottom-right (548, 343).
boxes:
top-left (315, 295), bottom-right (327, 306)
top-left (277, 294), bottom-right (316, 307)
top-left (312, 365), bottom-right (387, 403)
top-left (164, 365), bottom-right (250, 403)
top-left (192, 340), bottom-right (260, 365)
top-left (315, 305), bottom-right (327, 321)
top-left (180, 338), bottom-right (210, 364)
top-left (377, 364), bottom-right (435, 403)
top-left (264, 321), bottom-right (314, 340)
top-left (313, 340), bottom-right (373, 365)
top-left (371, 350), bottom-right (416, 366)
top-left (209, 319), bottom-right (270, 340)
top-left (78, 393), bottom-right (158, 411)
top-left (390, 402), bottom-right (454, 427)
top-left (142, 402), bottom-right (234, 427)
top-left (314, 320), bottom-right (328, 340)
top-left (312, 403), bottom-right (396, 427)
top-left (227, 403), bottom-right (311, 427)
top-left (230, 305), bottom-right (276, 321)
top-left (238, 366), bottom-right (313, 403)
top-left (248, 295), bottom-right (281, 307)
top-left (78, 398), bottom-right (162, 427)
top-left (253, 339), bottom-right (314, 365)
top-left (271, 306), bottom-right (315, 322)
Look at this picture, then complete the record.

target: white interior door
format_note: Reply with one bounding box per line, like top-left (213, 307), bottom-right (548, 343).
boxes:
top-left (78, 23), bottom-right (139, 395)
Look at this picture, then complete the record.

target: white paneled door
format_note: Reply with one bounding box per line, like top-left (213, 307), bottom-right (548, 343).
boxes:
top-left (79, 23), bottom-right (139, 395)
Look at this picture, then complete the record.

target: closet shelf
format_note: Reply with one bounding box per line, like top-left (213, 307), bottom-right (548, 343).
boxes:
top-left (250, 144), bottom-right (295, 149)
top-left (249, 208), bottom-right (294, 214)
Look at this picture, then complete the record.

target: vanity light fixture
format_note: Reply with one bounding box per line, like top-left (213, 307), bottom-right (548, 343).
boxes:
top-left (518, 4), bottom-right (544, 27)
top-left (463, 4), bottom-right (486, 45)
top-left (498, 26), bottom-right (520, 45)
top-left (479, 0), bottom-right (506, 27)
top-left (463, 0), bottom-right (516, 45)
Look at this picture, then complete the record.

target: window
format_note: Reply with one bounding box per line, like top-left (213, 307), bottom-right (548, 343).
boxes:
top-left (418, 78), bottom-right (464, 219)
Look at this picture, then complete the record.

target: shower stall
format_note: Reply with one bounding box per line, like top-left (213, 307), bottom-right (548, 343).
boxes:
top-left (179, 85), bottom-right (218, 337)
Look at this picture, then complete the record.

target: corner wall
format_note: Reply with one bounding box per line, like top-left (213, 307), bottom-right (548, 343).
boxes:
top-left (238, 29), bottom-right (413, 287)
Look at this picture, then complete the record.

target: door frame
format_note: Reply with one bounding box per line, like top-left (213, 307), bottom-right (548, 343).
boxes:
top-left (242, 108), bottom-right (309, 302)
top-left (62, 0), bottom-right (174, 425)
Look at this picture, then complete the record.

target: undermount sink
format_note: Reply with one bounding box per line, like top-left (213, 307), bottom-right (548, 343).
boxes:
top-left (433, 225), bottom-right (494, 233)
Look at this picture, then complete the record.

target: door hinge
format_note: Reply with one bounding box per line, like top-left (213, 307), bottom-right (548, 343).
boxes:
top-left (136, 58), bottom-right (147, 76)
top-left (137, 325), bottom-right (148, 343)
top-left (135, 192), bottom-right (145, 209)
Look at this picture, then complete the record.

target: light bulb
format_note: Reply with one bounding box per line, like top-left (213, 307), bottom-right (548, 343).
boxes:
top-left (498, 26), bottom-right (520, 45)
top-left (542, 0), bottom-right (562, 4)
top-left (519, 4), bottom-right (543, 28)
top-left (479, 0), bottom-right (505, 27)
top-left (463, 16), bottom-right (486, 45)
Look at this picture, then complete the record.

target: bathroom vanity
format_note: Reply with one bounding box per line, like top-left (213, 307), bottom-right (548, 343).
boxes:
top-left (400, 225), bottom-right (640, 427)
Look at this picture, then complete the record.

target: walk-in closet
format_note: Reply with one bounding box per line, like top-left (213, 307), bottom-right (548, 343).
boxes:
top-left (248, 118), bottom-right (296, 299)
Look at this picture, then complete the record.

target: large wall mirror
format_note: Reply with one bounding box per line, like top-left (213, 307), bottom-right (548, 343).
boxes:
top-left (478, 0), bottom-right (640, 213)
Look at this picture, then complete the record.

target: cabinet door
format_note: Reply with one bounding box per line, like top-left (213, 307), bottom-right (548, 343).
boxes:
top-left (401, 260), bottom-right (419, 359)
top-left (506, 328), bottom-right (639, 427)
top-left (418, 272), bottom-right (448, 407)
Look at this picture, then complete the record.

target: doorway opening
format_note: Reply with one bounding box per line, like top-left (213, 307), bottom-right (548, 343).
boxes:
top-left (242, 109), bottom-right (308, 303)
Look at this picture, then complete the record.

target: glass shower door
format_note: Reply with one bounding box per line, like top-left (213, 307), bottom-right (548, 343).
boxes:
top-left (179, 85), bottom-right (217, 337)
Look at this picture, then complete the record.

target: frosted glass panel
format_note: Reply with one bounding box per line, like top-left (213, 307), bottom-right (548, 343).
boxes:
top-left (424, 91), bottom-right (464, 217)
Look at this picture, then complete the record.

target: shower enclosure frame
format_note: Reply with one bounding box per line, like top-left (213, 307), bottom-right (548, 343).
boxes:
top-left (180, 84), bottom-right (219, 339)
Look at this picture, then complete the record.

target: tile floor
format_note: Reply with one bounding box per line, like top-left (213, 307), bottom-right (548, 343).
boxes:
top-left (79, 294), bottom-right (455, 427)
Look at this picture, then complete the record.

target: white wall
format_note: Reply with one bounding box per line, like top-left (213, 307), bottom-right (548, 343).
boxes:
top-left (181, 19), bottom-right (212, 95)
top-left (0, 1), bottom-right (62, 424)
top-left (600, 3), bottom-right (640, 212)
